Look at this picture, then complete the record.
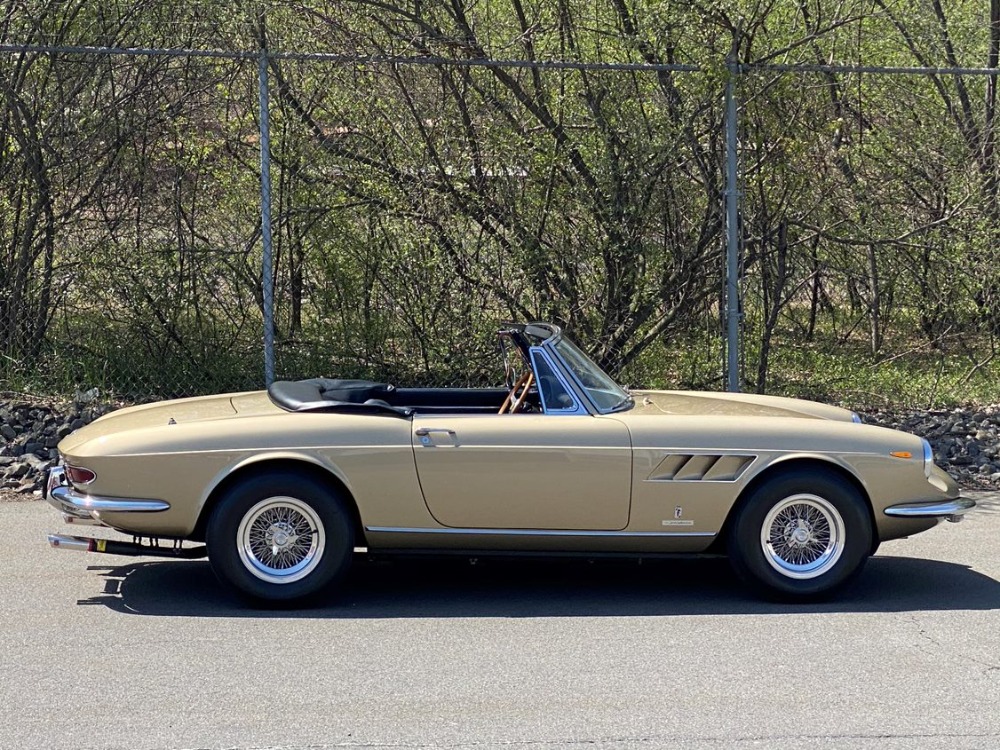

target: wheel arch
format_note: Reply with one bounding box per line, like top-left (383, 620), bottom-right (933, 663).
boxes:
top-left (192, 457), bottom-right (366, 546)
top-left (715, 456), bottom-right (878, 554)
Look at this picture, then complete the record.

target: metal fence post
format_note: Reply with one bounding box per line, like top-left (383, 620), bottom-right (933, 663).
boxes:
top-left (724, 55), bottom-right (741, 393)
top-left (258, 48), bottom-right (275, 387)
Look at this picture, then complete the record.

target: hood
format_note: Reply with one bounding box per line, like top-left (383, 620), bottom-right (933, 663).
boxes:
top-left (628, 390), bottom-right (857, 421)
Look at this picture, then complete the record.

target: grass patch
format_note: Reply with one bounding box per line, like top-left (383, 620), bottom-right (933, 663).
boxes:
top-left (5, 314), bottom-right (1000, 410)
top-left (620, 321), bottom-right (1000, 410)
top-left (763, 342), bottom-right (1000, 409)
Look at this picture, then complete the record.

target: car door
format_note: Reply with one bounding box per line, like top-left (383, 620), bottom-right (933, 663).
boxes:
top-left (410, 413), bottom-right (632, 530)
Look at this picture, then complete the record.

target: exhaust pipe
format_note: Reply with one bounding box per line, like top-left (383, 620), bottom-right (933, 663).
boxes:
top-left (48, 534), bottom-right (94, 552)
top-left (47, 533), bottom-right (207, 559)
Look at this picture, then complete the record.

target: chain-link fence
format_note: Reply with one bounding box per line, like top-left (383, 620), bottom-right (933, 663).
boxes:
top-left (3, 2), bottom-right (1000, 404)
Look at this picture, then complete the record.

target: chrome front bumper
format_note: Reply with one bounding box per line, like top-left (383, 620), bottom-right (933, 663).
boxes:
top-left (45, 466), bottom-right (170, 522)
top-left (884, 496), bottom-right (976, 523)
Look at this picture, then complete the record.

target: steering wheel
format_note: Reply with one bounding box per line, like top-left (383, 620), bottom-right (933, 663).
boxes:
top-left (499, 370), bottom-right (534, 414)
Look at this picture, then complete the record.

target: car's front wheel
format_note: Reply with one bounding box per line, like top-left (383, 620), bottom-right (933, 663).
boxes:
top-left (206, 471), bottom-right (354, 606)
top-left (726, 468), bottom-right (872, 601)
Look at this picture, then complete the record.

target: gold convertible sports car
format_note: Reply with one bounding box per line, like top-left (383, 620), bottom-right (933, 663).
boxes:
top-left (46, 322), bottom-right (974, 605)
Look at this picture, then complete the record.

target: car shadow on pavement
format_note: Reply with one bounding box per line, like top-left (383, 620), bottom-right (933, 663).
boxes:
top-left (78, 553), bottom-right (1000, 618)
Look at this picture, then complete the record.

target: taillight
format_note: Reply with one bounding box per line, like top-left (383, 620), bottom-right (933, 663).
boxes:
top-left (66, 465), bottom-right (96, 485)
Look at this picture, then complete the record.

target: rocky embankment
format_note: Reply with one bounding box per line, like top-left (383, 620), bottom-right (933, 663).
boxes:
top-left (861, 406), bottom-right (1000, 489)
top-left (1, 397), bottom-right (113, 498)
top-left (3, 396), bottom-right (1000, 497)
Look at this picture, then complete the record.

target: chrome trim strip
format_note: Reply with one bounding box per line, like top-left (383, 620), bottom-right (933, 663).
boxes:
top-left (884, 497), bottom-right (976, 518)
top-left (365, 526), bottom-right (715, 538)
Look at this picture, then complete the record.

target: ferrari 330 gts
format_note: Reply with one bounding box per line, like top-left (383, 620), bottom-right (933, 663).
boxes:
top-left (46, 322), bottom-right (974, 604)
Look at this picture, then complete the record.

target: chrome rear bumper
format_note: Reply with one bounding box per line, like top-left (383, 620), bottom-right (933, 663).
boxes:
top-left (884, 497), bottom-right (976, 523)
top-left (45, 467), bottom-right (200, 559)
top-left (45, 466), bottom-right (170, 520)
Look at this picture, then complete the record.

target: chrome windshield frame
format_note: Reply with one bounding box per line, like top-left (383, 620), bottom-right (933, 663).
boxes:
top-left (539, 329), bottom-right (633, 415)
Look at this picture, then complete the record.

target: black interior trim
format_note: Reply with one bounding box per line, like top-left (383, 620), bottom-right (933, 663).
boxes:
top-left (268, 381), bottom-right (525, 417)
top-left (391, 387), bottom-right (508, 408)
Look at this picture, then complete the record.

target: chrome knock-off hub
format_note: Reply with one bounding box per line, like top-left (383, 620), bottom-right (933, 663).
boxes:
top-left (267, 523), bottom-right (296, 552)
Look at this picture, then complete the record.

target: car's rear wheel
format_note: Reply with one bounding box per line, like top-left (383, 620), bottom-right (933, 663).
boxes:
top-left (726, 468), bottom-right (872, 601)
top-left (206, 471), bottom-right (353, 606)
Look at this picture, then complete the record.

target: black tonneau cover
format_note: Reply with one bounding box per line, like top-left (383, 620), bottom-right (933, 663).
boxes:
top-left (267, 378), bottom-right (410, 416)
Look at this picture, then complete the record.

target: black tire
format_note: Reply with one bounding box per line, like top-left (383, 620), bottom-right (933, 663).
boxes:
top-left (726, 468), bottom-right (872, 601)
top-left (206, 470), bottom-right (354, 606)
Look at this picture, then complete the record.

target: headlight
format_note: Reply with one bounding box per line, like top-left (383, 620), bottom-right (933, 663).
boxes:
top-left (851, 412), bottom-right (863, 424)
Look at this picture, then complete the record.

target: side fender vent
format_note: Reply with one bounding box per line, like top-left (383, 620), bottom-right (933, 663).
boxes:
top-left (647, 454), bottom-right (756, 482)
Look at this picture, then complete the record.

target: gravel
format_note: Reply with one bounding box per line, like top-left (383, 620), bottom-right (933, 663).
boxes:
top-left (3, 395), bottom-right (999, 503)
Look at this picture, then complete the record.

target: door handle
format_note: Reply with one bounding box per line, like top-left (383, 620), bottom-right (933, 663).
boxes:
top-left (415, 427), bottom-right (456, 437)
top-left (415, 427), bottom-right (458, 447)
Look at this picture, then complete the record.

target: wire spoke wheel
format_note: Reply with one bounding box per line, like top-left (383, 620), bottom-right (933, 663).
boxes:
top-left (237, 496), bottom-right (326, 584)
top-left (760, 493), bottom-right (846, 580)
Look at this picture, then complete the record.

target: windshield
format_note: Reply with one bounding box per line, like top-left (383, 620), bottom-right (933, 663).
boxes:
top-left (552, 336), bottom-right (632, 413)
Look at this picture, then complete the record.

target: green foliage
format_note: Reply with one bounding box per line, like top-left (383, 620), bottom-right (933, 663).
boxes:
top-left (5, 1), bottom-right (1000, 409)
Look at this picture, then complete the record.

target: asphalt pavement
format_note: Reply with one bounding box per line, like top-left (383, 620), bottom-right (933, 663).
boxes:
top-left (2, 495), bottom-right (1000, 750)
